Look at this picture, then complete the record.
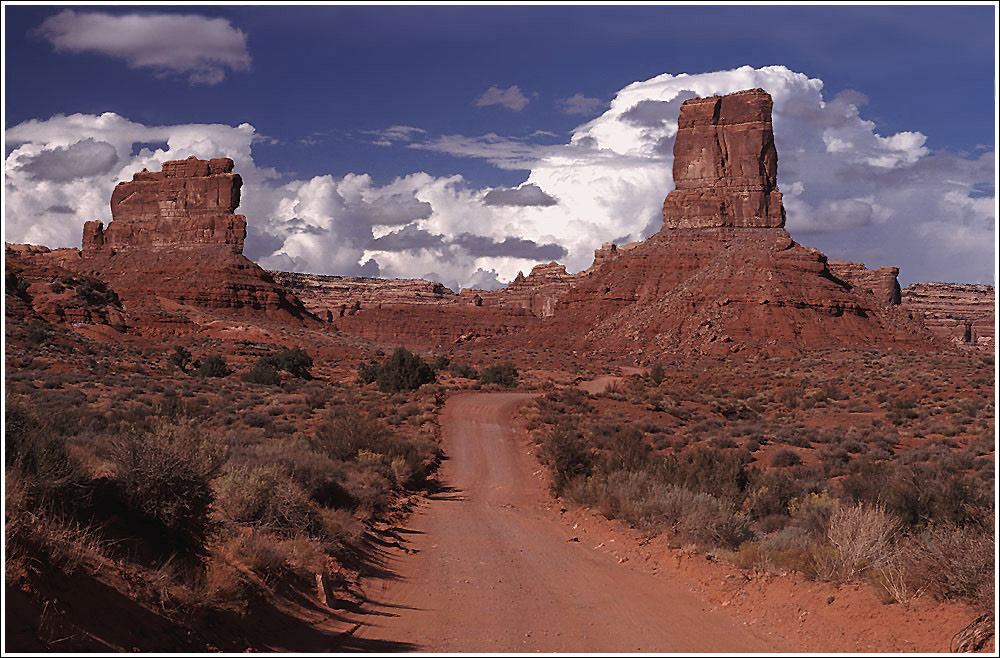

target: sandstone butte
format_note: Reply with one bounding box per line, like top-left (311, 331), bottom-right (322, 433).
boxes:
top-left (4, 91), bottom-right (993, 353)
top-left (7, 156), bottom-right (311, 333)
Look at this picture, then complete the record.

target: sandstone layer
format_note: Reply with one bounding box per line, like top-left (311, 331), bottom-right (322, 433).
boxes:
top-left (827, 260), bottom-right (902, 308)
top-left (901, 283), bottom-right (995, 350)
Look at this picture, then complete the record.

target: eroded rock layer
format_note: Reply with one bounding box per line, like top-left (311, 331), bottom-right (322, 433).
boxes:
top-left (901, 283), bottom-right (995, 350)
top-left (827, 261), bottom-right (902, 307)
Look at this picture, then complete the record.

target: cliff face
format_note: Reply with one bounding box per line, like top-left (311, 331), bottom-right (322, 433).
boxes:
top-left (901, 283), bottom-right (995, 350)
top-left (827, 261), bottom-right (902, 307)
top-left (269, 271), bottom-right (455, 322)
top-left (85, 157), bottom-right (247, 255)
top-left (662, 89), bottom-right (785, 230)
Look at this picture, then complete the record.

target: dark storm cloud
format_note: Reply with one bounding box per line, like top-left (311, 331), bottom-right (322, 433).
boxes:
top-left (369, 225), bottom-right (567, 261)
top-left (45, 204), bottom-right (76, 214)
top-left (621, 91), bottom-right (698, 128)
top-left (18, 138), bottom-right (119, 182)
top-left (452, 233), bottom-right (567, 260)
top-left (482, 184), bottom-right (557, 207)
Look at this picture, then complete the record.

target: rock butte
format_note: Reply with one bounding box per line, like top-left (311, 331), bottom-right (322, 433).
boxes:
top-left (4, 92), bottom-right (993, 353)
top-left (8, 156), bottom-right (311, 333)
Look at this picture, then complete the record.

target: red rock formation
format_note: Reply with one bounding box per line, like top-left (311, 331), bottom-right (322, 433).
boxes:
top-left (514, 89), bottom-right (933, 358)
top-left (269, 271), bottom-right (455, 321)
top-left (22, 157), bottom-right (311, 325)
top-left (901, 283), bottom-right (995, 350)
top-left (84, 156), bottom-right (246, 255)
top-left (827, 260), bottom-right (902, 307)
top-left (662, 89), bottom-right (785, 230)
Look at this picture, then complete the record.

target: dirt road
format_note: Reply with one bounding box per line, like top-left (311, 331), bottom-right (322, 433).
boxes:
top-left (342, 392), bottom-right (779, 652)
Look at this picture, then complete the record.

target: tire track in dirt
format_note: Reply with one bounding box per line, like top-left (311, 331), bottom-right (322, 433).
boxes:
top-left (343, 391), bottom-right (781, 652)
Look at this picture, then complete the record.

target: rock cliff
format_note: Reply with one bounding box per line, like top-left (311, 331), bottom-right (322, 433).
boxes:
top-left (901, 283), bottom-right (995, 350)
top-left (661, 89), bottom-right (785, 230)
top-left (827, 260), bottom-right (902, 307)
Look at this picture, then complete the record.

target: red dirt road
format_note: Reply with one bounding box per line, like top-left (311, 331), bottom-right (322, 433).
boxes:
top-left (346, 392), bottom-right (780, 652)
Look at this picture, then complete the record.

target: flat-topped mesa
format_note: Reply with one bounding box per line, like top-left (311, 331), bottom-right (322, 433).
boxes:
top-left (662, 88), bottom-right (785, 230)
top-left (83, 156), bottom-right (246, 255)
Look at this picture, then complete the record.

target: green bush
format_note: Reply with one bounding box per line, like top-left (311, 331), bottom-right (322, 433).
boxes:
top-left (262, 347), bottom-right (313, 380)
top-left (479, 362), bottom-right (519, 388)
top-left (73, 275), bottom-right (120, 307)
top-left (540, 428), bottom-right (594, 495)
top-left (197, 354), bottom-right (231, 378)
top-left (358, 348), bottom-right (436, 393)
top-left (649, 363), bottom-right (665, 386)
top-left (107, 424), bottom-right (222, 553)
top-left (169, 345), bottom-right (192, 372)
top-left (242, 362), bottom-right (282, 386)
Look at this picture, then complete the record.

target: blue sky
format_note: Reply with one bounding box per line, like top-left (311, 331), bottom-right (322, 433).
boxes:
top-left (3, 4), bottom-right (996, 288)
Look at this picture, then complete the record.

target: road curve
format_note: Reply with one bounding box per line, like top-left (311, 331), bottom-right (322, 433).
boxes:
top-left (346, 392), bottom-right (776, 652)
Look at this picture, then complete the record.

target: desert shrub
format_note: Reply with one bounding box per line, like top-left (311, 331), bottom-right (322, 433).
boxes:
top-left (902, 521), bottom-right (994, 611)
top-left (649, 363), bottom-right (665, 386)
top-left (589, 470), bottom-right (753, 549)
top-left (359, 348), bottom-right (436, 393)
top-left (839, 461), bottom-right (987, 529)
top-left (770, 448), bottom-right (802, 468)
top-left (27, 323), bottom-right (49, 345)
top-left (540, 428), bottom-right (594, 495)
top-left (747, 470), bottom-right (800, 519)
top-left (242, 361), bottom-right (282, 386)
top-left (660, 445), bottom-right (751, 502)
top-left (169, 345), bottom-right (192, 372)
top-left (449, 363), bottom-right (479, 379)
top-left (311, 407), bottom-right (389, 461)
top-left (213, 465), bottom-right (319, 535)
top-left (592, 424), bottom-right (654, 473)
top-left (197, 354), bottom-right (231, 378)
top-left (479, 362), bottom-right (519, 388)
top-left (820, 502), bottom-right (899, 582)
top-left (261, 347), bottom-right (313, 380)
top-left (107, 424), bottom-right (222, 553)
top-left (5, 396), bottom-right (79, 494)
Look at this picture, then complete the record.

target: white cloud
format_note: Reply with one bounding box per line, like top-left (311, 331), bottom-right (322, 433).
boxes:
top-left (475, 85), bottom-right (530, 111)
top-left (36, 10), bottom-right (251, 85)
top-left (4, 66), bottom-right (994, 288)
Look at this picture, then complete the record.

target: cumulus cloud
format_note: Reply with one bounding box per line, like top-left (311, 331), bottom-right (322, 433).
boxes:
top-left (559, 94), bottom-right (604, 115)
top-left (475, 85), bottom-right (530, 111)
top-left (36, 10), bottom-right (251, 84)
top-left (482, 184), bottom-right (557, 207)
top-left (17, 138), bottom-right (119, 182)
top-left (4, 65), bottom-right (994, 287)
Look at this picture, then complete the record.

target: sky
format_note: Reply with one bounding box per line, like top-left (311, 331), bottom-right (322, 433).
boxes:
top-left (3, 3), bottom-right (996, 290)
